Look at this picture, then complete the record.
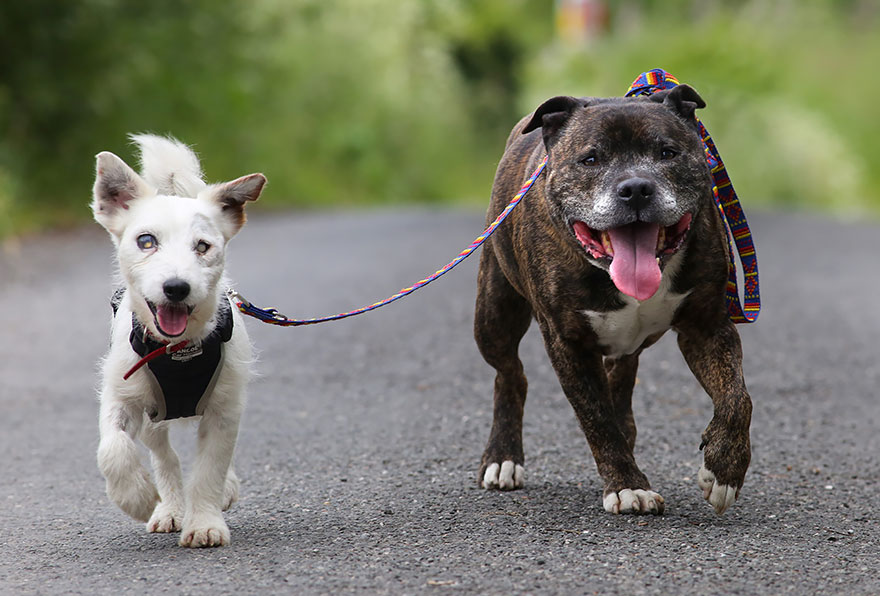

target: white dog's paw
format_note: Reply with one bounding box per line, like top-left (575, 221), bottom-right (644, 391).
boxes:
top-left (223, 470), bottom-right (240, 511)
top-left (179, 514), bottom-right (230, 548)
top-left (481, 461), bottom-right (525, 490)
top-left (105, 472), bottom-right (159, 523)
top-left (603, 489), bottom-right (665, 515)
top-left (146, 501), bottom-right (182, 533)
top-left (697, 465), bottom-right (738, 515)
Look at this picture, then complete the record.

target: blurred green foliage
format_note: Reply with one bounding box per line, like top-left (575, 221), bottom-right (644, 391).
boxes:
top-left (0, 0), bottom-right (877, 239)
top-left (524, 0), bottom-right (880, 217)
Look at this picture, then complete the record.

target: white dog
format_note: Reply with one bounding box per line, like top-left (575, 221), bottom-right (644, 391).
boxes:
top-left (92, 134), bottom-right (264, 547)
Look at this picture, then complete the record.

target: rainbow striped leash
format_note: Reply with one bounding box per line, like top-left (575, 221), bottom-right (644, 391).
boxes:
top-left (232, 69), bottom-right (759, 327)
top-left (229, 156), bottom-right (548, 326)
top-left (627, 68), bottom-right (760, 323)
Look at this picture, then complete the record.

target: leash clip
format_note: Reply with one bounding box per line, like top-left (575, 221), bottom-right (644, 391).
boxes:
top-left (226, 288), bottom-right (250, 309)
top-left (227, 288), bottom-right (290, 323)
top-left (265, 308), bottom-right (289, 322)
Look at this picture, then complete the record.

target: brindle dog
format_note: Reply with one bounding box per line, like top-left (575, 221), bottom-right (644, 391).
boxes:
top-left (475, 85), bottom-right (752, 515)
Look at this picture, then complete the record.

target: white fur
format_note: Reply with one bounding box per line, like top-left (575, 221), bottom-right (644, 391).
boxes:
top-left (581, 251), bottom-right (689, 357)
top-left (93, 134), bottom-right (264, 548)
top-left (698, 465), bottom-right (737, 515)
top-left (592, 186), bottom-right (678, 222)
top-left (603, 488), bottom-right (664, 515)
top-left (482, 461), bottom-right (525, 490)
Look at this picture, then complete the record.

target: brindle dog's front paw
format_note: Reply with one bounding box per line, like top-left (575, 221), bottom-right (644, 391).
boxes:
top-left (697, 466), bottom-right (740, 515)
top-left (480, 460), bottom-right (525, 490)
top-left (699, 420), bottom-right (750, 515)
top-left (603, 489), bottom-right (665, 515)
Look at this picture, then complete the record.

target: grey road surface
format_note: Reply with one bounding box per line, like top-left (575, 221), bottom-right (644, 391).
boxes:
top-left (1, 208), bottom-right (878, 595)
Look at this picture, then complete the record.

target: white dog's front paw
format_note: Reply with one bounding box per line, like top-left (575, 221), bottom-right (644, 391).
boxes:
top-left (180, 514), bottom-right (230, 548)
top-left (482, 461), bottom-right (525, 490)
top-left (697, 465), bottom-right (738, 515)
top-left (147, 500), bottom-right (182, 533)
top-left (104, 472), bottom-right (159, 522)
top-left (603, 489), bottom-right (665, 515)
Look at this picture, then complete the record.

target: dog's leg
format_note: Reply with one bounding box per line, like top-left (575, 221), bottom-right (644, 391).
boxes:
top-left (604, 353), bottom-right (640, 452)
top-left (677, 320), bottom-right (752, 515)
top-left (475, 248), bottom-right (532, 490)
top-left (541, 324), bottom-right (664, 515)
top-left (97, 399), bottom-right (159, 522)
top-left (223, 467), bottom-right (240, 511)
top-left (140, 423), bottom-right (184, 533)
top-left (179, 407), bottom-right (240, 548)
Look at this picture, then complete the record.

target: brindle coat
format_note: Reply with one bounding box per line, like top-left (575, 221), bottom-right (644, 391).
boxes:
top-left (474, 86), bottom-right (752, 515)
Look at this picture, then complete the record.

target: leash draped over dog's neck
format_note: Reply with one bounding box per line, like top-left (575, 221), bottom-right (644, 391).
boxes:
top-left (232, 69), bottom-right (759, 327)
top-left (626, 69), bottom-right (760, 323)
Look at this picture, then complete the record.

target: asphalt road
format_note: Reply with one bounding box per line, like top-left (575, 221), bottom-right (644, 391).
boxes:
top-left (1, 208), bottom-right (878, 595)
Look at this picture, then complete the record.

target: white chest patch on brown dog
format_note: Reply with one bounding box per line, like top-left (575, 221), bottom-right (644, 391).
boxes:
top-left (581, 252), bottom-right (689, 357)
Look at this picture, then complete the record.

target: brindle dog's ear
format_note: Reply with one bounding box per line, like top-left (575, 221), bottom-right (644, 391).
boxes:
top-left (649, 84), bottom-right (706, 124)
top-left (522, 95), bottom-right (587, 149)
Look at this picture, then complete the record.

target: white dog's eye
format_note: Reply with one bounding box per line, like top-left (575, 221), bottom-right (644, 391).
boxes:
top-left (137, 234), bottom-right (157, 251)
top-left (195, 240), bottom-right (211, 254)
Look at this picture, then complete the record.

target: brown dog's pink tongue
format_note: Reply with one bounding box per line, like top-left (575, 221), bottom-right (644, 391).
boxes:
top-left (156, 303), bottom-right (189, 337)
top-left (608, 222), bottom-right (661, 301)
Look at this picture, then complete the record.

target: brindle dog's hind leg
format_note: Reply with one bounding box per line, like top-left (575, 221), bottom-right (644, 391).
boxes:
top-left (474, 247), bottom-right (532, 490)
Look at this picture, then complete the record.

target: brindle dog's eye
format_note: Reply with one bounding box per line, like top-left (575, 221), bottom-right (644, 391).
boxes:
top-left (580, 153), bottom-right (598, 166)
top-left (661, 147), bottom-right (678, 160)
top-left (137, 234), bottom-right (157, 250)
top-left (195, 240), bottom-right (211, 254)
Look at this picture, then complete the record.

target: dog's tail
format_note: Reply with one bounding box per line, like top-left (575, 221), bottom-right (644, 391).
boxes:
top-left (130, 133), bottom-right (207, 197)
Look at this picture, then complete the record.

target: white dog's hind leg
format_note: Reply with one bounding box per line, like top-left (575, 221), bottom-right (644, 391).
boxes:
top-left (97, 402), bottom-right (158, 522)
top-left (179, 408), bottom-right (240, 547)
top-left (140, 423), bottom-right (185, 532)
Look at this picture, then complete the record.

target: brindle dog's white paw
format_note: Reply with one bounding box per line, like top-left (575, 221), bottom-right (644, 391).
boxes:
top-left (603, 489), bottom-right (665, 515)
top-left (146, 501), bottom-right (182, 533)
top-left (179, 514), bottom-right (230, 548)
top-left (481, 461), bottom-right (525, 490)
top-left (698, 465), bottom-right (738, 515)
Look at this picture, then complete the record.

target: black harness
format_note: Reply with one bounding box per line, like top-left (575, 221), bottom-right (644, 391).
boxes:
top-left (112, 290), bottom-right (233, 422)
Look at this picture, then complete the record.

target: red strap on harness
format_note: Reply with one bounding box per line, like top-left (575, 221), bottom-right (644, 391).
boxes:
top-left (123, 340), bottom-right (190, 380)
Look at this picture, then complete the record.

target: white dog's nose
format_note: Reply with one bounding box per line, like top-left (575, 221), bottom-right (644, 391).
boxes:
top-left (163, 278), bottom-right (191, 303)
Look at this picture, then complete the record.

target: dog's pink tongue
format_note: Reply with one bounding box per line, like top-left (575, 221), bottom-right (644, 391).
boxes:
top-left (156, 304), bottom-right (188, 337)
top-left (608, 222), bottom-right (661, 301)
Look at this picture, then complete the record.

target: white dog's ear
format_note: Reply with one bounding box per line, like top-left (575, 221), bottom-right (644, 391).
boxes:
top-left (92, 151), bottom-right (155, 236)
top-left (205, 173), bottom-right (266, 238)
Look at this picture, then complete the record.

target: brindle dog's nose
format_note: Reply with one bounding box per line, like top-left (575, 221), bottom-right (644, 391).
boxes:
top-left (163, 278), bottom-right (191, 303)
top-left (616, 177), bottom-right (656, 211)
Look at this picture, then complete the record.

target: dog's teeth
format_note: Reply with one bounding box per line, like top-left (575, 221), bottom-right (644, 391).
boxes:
top-left (657, 226), bottom-right (666, 252)
top-left (601, 232), bottom-right (613, 255)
